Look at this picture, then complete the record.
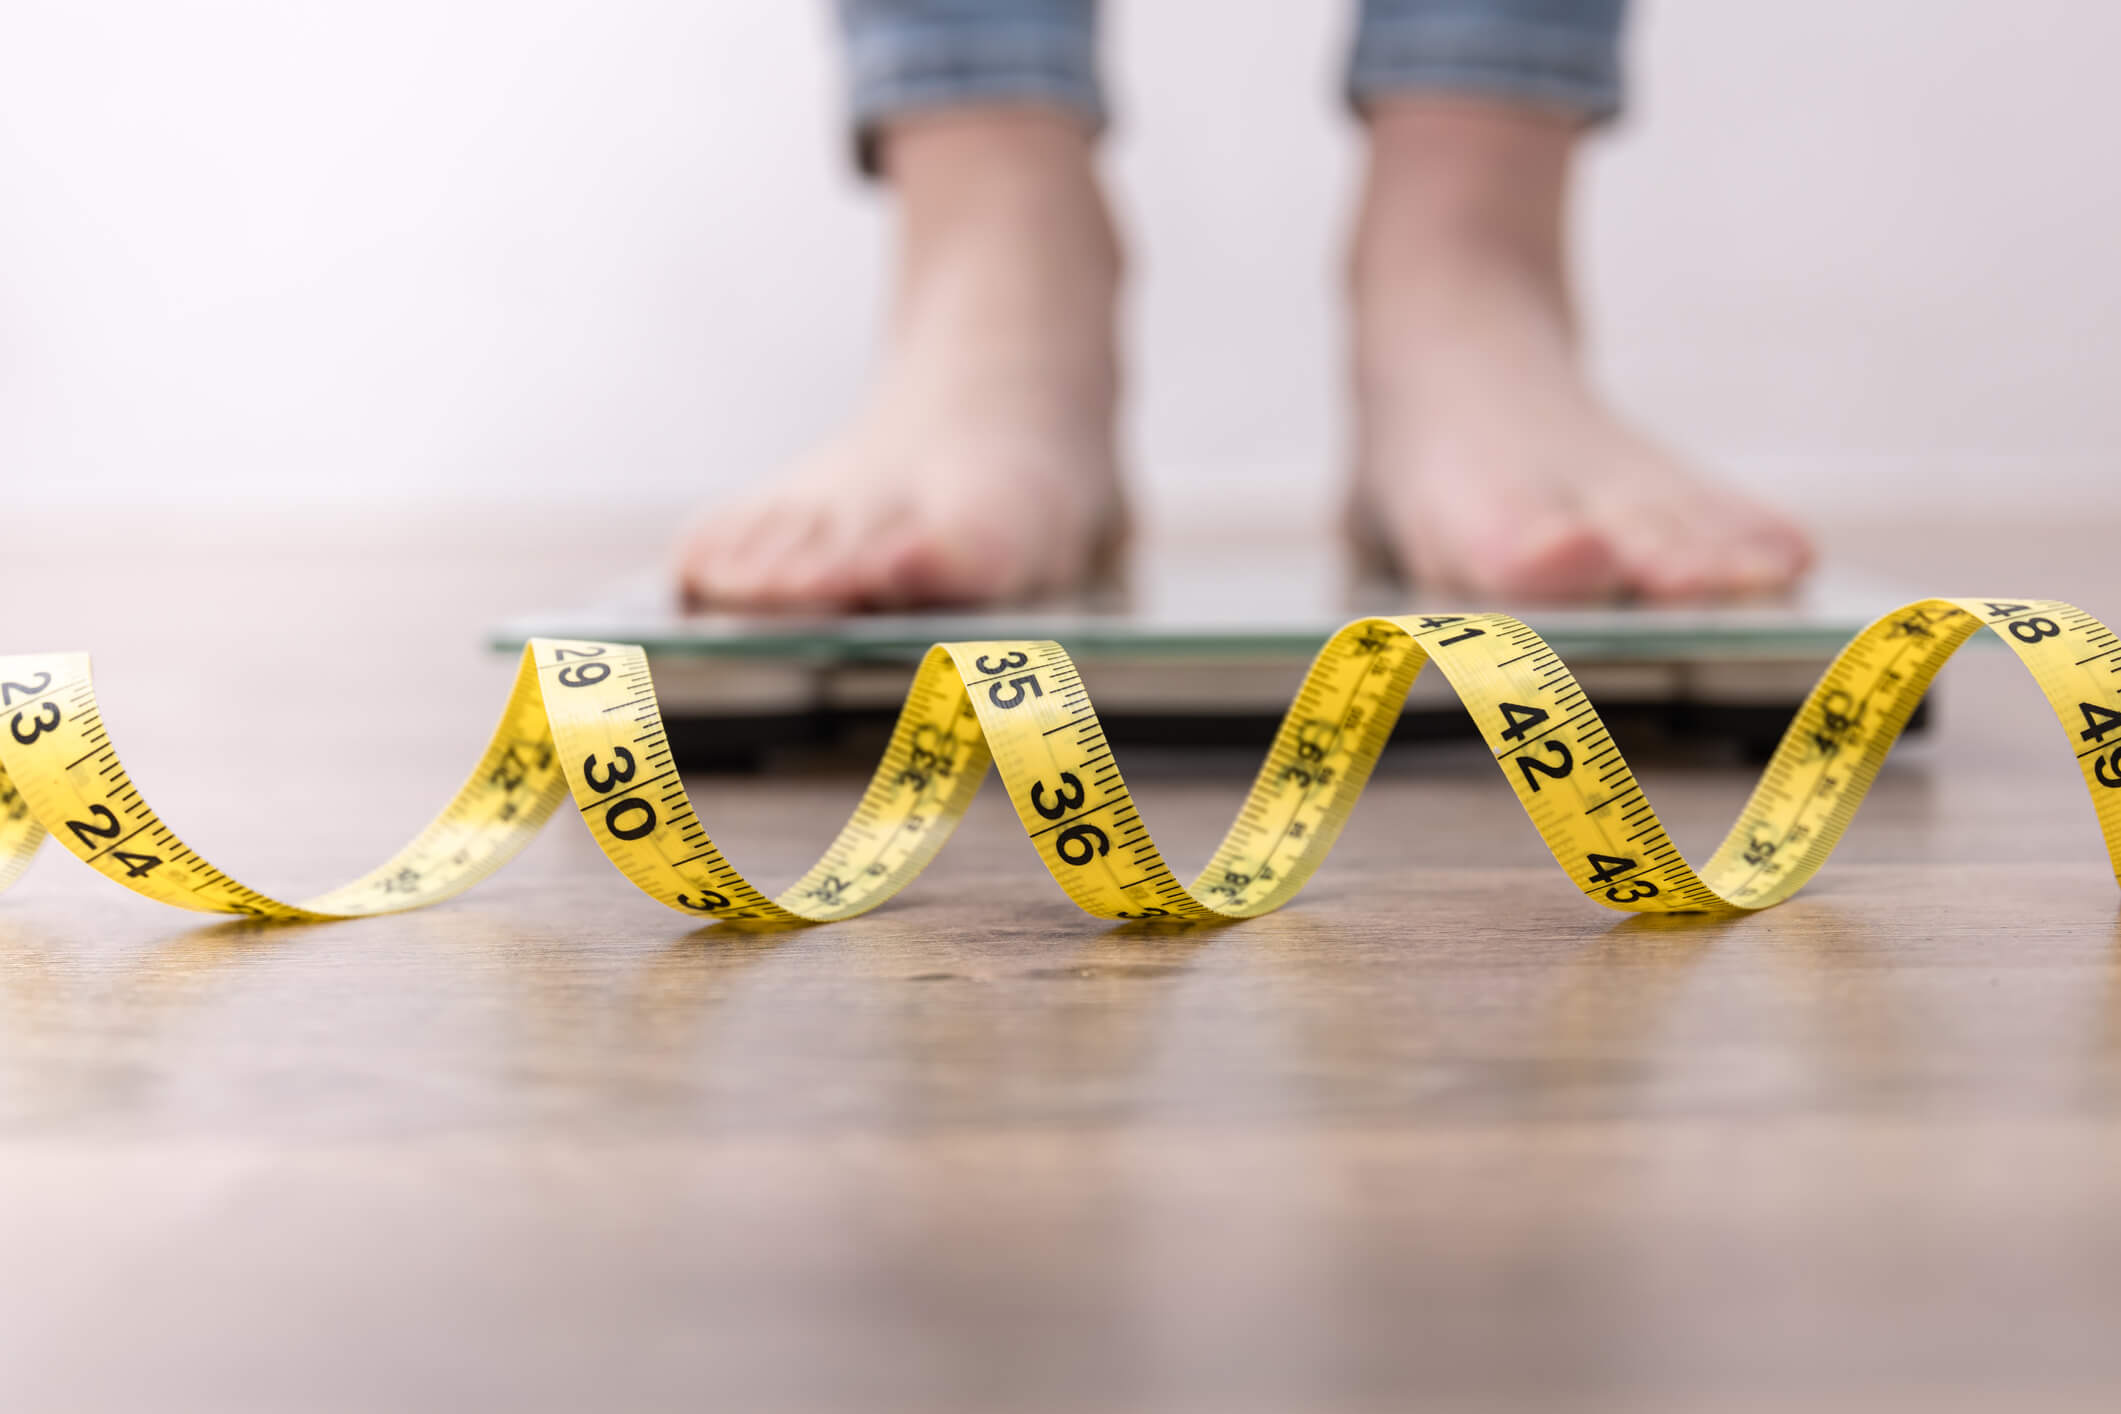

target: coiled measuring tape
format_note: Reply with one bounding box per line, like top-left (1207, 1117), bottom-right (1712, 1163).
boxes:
top-left (0, 597), bottom-right (2117, 923)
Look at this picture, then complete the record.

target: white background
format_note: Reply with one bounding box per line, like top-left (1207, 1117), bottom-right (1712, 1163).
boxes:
top-left (4, 0), bottom-right (2117, 521)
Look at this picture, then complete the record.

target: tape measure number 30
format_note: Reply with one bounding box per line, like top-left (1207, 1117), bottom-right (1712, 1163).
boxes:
top-left (0, 597), bottom-right (2116, 924)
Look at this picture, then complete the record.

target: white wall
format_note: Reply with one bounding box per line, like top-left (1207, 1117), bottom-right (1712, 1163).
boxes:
top-left (3, 1), bottom-right (2117, 518)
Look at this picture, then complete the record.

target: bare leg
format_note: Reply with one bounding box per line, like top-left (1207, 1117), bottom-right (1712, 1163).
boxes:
top-left (1350, 98), bottom-right (1812, 600)
top-left (679, 108), bottom-right (1124, 610)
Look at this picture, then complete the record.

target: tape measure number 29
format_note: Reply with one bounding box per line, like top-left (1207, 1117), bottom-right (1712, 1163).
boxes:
top-left (0, 597), bottom-right (2116, 923)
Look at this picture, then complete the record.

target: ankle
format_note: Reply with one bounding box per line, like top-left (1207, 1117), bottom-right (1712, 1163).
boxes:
top-left (877, 106), bottom-right (1122, 281)
top-left (1351, 97), bottom-right (1576, 319)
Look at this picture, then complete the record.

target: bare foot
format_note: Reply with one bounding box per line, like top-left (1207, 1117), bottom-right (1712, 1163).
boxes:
top-left (678, 109), bottom-right (1124, 611)
top-left (1351, 101), bottom-right (1812, 602)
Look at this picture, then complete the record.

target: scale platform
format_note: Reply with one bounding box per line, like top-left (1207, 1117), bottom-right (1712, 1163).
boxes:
top-left (494, 544), bottom-right (1927, 768)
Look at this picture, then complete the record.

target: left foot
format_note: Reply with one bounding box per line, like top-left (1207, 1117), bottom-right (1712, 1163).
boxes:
top-left (1349, 101), bottom-right (1813, 602)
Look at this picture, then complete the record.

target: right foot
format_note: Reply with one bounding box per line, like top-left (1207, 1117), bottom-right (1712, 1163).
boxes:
top-left (678, 110), bottom-right (1125, 611)
top-left (1348, 100), bottom-right (1813, 602)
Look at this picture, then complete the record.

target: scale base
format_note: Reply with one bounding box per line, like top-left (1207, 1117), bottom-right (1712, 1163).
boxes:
top-left (493, 553), bottom-right (1936, 773)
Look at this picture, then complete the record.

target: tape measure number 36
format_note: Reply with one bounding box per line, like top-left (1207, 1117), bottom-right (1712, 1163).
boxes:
top-left (0, 597), bottom-right (2116, 924)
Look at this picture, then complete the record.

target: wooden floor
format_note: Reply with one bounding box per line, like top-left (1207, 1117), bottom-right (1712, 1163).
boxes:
top-left (3, 508), bottom-right (2119, 1412)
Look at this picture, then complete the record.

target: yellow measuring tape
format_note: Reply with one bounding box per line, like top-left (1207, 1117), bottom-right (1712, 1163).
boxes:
top-left (0, 597), bottom-right (2117, 923)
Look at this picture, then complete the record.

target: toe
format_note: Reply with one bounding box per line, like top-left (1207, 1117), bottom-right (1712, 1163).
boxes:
top-left (1618, 520), bottom-right (1725, 600)
top-left (880, 526), bottom-right (1001, 607)
top-left (862, 550), bottom-right (971, 612)
top-left (1699, 496), bottom-right (1815, 597)
top-left (870, 533), bottom-right (963, 607)
top-left (1743, 508), bottom-right (1816, 584)
top-left (1463, 515), bottom-right (1626, 602)
top-left (1726, 534), bottom-right (1806, 595)
top-left (1602, 488), bottom-right (1797, 602)
top-left (772, 506), bottom-right (895, 609)
top-left (678, 502), bottom-right (772, 606)
top-left (859, 498), bottom-right (1052, 608)
top-left (722, 505), bottom-right (834, 609)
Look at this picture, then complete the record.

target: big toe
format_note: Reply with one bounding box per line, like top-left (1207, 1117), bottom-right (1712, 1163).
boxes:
top-left (866, 515), bottom-right (1043, 607)
top-left (1452, 515), bottom-right (1626, 602)
top-left (1606, 493), bottom-right (1814, 602)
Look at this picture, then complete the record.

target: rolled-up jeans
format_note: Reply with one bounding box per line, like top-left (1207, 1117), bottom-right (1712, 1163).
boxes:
top-left (836, 0), bottom-right (1628, 172)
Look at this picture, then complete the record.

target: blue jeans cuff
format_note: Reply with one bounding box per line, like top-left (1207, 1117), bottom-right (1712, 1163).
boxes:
top-left (1348, 15), bottom-right (1625, 124)
top-left (844, 21), bottom-right (1105, 174)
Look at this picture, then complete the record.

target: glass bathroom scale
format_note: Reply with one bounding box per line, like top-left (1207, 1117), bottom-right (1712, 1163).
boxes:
top-left (493, 542), bottom-right (1933, 766)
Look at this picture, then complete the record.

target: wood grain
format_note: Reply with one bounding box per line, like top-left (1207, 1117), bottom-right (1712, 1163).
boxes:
top-left (0, 508), bottom-right (2116, 1413)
